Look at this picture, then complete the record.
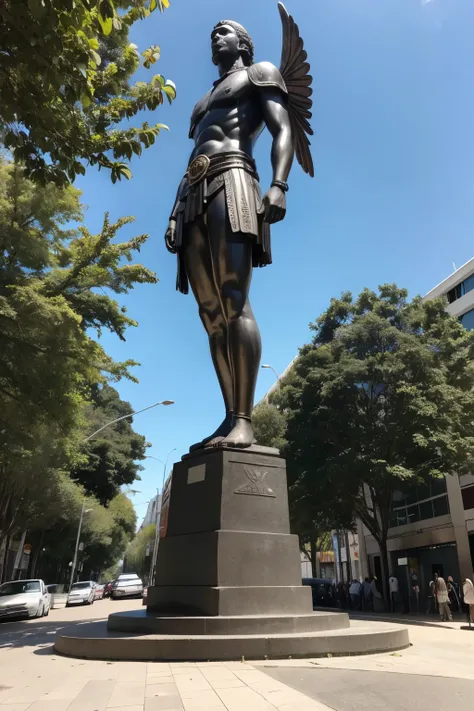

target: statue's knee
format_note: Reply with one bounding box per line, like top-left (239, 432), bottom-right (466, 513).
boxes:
top-left (199, 305), bottom-right (224, 334)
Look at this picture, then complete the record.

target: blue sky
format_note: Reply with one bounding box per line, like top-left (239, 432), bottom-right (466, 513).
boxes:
top-left (76, 0), bottom-right (474, 522)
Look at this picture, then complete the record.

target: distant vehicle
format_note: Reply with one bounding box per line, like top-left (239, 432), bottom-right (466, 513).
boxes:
top-left (103, 581), bottom-right (113, 598)
top-left (302, 578), bottom-right (336, 608)
top-left (93, 584), bottom-right (104, 600)
top-left (0, 579), bottom-right (51, 620)
top-left (111, 573), bottom-right (144, 599)
top-left (66, 581), bottom-right (95, 607)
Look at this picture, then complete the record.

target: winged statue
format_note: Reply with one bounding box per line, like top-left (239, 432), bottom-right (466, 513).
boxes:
top-left (165, 4), bottom-right (314, 451)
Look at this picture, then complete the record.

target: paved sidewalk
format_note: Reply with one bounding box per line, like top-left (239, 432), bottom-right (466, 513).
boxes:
top-left (0, 599), bottom-right (331, 711)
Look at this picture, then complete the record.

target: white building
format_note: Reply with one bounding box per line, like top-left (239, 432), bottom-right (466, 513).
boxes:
top-left (141, 493), bottom-right (161, 529)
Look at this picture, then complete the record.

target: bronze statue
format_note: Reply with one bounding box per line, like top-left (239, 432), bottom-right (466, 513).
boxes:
top-left (165, 3), bottom-right (314, 450)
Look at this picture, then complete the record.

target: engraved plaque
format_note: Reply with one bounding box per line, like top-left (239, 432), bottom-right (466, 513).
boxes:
top-left (187, 463), bottom-right (206, 484)
top-left (234, 467), bottom-right (276, 498)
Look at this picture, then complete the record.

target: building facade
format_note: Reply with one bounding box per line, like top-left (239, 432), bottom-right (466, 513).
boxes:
top-left (141, 493), bottom-right (162, 529)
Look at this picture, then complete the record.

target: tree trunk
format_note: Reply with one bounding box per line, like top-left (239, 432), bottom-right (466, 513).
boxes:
top-left (1, 533), bottom-right (11, 583)
top-left (345, 530), bottom-right (353, 581)
top-left (310, 539), bottom-right (317, 577)
top-left (377, 536), bottom-right (390, 611)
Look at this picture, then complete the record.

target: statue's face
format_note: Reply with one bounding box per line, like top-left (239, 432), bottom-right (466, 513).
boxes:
top-left (211, 24), bottom-right (241, 65)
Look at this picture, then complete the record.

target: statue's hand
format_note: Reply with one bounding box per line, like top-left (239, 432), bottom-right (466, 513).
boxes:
top-left (165, 219), bottom-right (178, 253)
top-left (263, 185), bottom-right (286, 224)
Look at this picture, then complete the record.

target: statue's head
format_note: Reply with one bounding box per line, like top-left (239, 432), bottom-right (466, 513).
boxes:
top-left (211, 20), bottom-right (254, 67)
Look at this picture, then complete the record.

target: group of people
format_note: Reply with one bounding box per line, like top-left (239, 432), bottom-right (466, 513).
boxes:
top-left (334, 573), bottom-right (474, 623)
top-left (428, 574), bottom-right (474, 622)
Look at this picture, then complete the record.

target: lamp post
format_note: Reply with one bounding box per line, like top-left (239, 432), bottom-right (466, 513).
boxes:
top-left (84, 400), bottom-right (174, 442)
top-left (261, 363), bottom-right (280, 384)
top-left (69, 500), bottom-right (92, 591)
top-left (147, 448), bottom-right (177, 585)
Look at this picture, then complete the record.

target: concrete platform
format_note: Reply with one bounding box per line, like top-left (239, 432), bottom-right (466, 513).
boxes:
top-left (107, 609), bottom-right (350, 635)
top-left (54, 617), bottom-right (409, 661)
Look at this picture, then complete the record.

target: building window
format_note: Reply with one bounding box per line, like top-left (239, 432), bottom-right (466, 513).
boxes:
top-left (390, 478), bottom-right (449, 528)
top-left (447, 274), bottom-right (474, 304)
top-left (459, 309), bottom-right (474, 331)
top-left (462, 485), bottom-right (474, 511)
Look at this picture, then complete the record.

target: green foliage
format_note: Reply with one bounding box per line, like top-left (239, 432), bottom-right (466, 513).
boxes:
top-left (252, 401), bottom-right (287, 450)
top-left (0, 156), bottom-right (153, 564)
top-left (125, 524), bottom-right (156, 580)
top-left (282, 284), bottom-right (474, 594)
top-left (74, 385), bottom-right (148, 504)
top-left (0, 0), bottom-right (176, 185)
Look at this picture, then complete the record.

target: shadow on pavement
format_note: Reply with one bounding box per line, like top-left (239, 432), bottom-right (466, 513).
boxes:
top-left (0, 614), bottom-right (110, 651)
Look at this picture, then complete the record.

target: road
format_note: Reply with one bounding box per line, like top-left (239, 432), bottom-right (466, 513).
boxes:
top-left (1, 601), bottom-right (474, 710)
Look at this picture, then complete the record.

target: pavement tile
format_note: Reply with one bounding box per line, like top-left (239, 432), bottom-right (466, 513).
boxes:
top-left (106, 707), bottom-right (144, 711)
top-left (144, 696), bottom-right (183, 710)
top-left (25, 702), bottom-right (70, 711)
top-left (107, 681), bottom-right (145, 707)
top-left (215, 686), bottom-right (278, 710)
top-left (179, 689), bottom-right (225, 710)
top-left (209, 678), bottom-right (246, 690)
top-left (39, 680), bottom-right (88, 701)
top-left (0, 706), bottom-right (31, 711)
top-left (145, 683), bottom-right (179, 698)
top-left (67, 679), bottom-right (116, 711)
top-left (199, 667), bottom-right (238, 681)
top-left (146, 677), bottom-right (175, 685)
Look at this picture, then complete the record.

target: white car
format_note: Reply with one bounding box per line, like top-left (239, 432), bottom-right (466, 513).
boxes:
top-left (111, 573), bottom-right (144, 599)
top-left (0, 579), bottom-right (51, 620)
top-left (66, 581), bottom-right (95, 606)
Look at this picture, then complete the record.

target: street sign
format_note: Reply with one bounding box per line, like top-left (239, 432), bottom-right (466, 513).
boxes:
top-left (23, 544), bottom-right (32, 555)
top-left (78, 542), bottom-right (84, 551)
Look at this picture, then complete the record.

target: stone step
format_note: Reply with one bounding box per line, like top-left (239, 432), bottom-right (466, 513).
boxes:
top-left (107, 609), bottom-right (350, 635)
top-left (54, 619), bottom-right (409, 661)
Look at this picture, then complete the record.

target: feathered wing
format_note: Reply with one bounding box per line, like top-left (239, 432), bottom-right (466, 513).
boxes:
top-left (278, 2), bottom-right (314, 178)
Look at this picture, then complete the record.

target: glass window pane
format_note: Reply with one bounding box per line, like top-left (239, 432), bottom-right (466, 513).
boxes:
top-left (431, 477), bottom-right (447, 497)
top-left (460, 309), bottom-right (474, 331)
top-left (419, 500), bottom-right (434, 520)
top-left (461, 274), bottom-right (474, 296)
top-left (406, 503), bottom-right (420, 523)
top-left (433, 496), bottom-right (449, 517)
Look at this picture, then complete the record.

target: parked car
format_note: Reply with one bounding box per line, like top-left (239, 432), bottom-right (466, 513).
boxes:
top-left (0, 579), bottom-right (51, 620)
top-left (302, 578), bottom-right (336, 608)
top-left (66, 581), bottom-right (95, 606)
top-left (103, 581), bottom-right (113, 598)
top-left (111, 573), bottom-right (144, 599)
top-left (93, 584), bottom-right (104, 600)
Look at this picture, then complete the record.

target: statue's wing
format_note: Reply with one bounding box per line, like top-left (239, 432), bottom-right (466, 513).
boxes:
top-left (278, 2), bottom-right (314, 178)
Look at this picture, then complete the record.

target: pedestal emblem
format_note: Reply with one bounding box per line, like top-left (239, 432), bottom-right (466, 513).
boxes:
top-left (234, 467), bottom-right (276, 498)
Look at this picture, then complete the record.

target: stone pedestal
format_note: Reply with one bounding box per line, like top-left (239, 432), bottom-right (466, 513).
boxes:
top-left (54, 445), bottom-right (409, 660)
top-left (147, 445), bottom-right (313, 618)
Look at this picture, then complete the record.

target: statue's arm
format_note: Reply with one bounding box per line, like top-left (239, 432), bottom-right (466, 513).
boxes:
top-left (260, 87), bottom-right (294, 223)
top-left (165, 174), bottom-right (188, 253)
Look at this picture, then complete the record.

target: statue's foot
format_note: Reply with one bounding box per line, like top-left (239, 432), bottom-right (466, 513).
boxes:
top-left (218, 418), bottom-right (254, 449)
top-left (189, 412), bottom-right (234, 451)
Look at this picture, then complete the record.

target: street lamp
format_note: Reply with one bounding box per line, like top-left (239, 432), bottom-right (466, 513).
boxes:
top-left (148, 447), bottom-right (177, 585)
top-left (84, 400), bottom-right (174, 442)
top-left (69, 501), bottom-right (92, 590)
top-left (261, 363), bottom-right (280, 383)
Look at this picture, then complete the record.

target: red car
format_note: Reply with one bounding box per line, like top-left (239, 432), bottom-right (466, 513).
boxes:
top-left (103, 582), bottom-right (113, 598)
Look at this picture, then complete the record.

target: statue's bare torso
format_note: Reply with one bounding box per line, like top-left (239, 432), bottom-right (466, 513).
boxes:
top-left (190, 69), bottom-right (265, 161)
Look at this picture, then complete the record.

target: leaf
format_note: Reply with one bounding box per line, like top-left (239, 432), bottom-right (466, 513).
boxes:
top-left (28, 0), bottom-right (46, 19)
top-left (98, 13), bottom-right (113, 35)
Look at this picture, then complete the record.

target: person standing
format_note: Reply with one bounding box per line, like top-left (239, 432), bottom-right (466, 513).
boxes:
top-left (462, 578), bottom-right (474, 625)
top-left (361, 577), bottom-right (372, 611)
top-left (388, 574), bottom-right (399, 613)
top-left (435, 574), bottom-right (452, 621)
top-left (349, 579), bottom-right (362, 610)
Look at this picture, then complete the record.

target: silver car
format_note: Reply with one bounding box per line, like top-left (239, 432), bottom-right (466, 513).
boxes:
top-left (111, 573), bottom-right (143, 599)
top-left (66, 581), bottom-right (95, 606)
top-left (0, 579), bottom-right (51, 620)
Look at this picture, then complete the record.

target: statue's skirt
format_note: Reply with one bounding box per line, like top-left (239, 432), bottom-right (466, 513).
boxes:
top-left (172, 151), bottom-right (271, 294)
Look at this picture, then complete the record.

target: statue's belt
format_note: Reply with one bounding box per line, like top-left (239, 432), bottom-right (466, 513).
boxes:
top-left (186, 152), bottom-right (259, 187)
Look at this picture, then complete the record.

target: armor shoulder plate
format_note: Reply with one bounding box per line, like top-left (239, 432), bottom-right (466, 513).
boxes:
top-left (248, 62), bottom-right (288, 95)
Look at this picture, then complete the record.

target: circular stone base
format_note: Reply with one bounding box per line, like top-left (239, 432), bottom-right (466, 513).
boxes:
top-left (108, 609), bottom-right (350, 636)
top-left (54, 618), bottom-right (409, 661)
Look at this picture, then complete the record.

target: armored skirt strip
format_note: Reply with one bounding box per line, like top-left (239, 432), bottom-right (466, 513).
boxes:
top-left (172, 151), bottom-right (271, 294)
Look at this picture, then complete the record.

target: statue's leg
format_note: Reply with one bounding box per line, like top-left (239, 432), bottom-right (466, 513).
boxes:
top-left (206, 190), bottom-right (261, 448)
top-left (182, 218), bottom-right (234, 448)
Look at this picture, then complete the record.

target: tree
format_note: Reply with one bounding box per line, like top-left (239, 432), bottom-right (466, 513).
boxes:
top-left (0, 156), bottom-right (155, 554)
top-left (74, 385), bottom-right (148, 504)
top-left (0, 0), bottom-right (176, 185)
top-left (252, 401), bottom-right (287, 450)
top-left (282, 284), bottom-right (474, 604)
